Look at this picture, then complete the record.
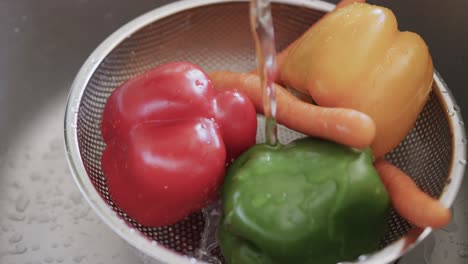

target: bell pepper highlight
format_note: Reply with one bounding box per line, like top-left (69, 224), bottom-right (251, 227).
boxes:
top-left (101, 62), bottom-right (257, 227)
top-left (281, 3), bottom-right (434, 157)
top-left (219, 137), bottom-right (390, 264)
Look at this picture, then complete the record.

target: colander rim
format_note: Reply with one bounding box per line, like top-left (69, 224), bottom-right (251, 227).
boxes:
top-left (63, 0), bottom-right (467, 263)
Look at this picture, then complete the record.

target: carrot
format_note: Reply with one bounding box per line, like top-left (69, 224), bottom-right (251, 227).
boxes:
top-left (250, 0), bottom-right (366, 82)
top-left (374, 159), bottom-right (452, 229)
top-left (209, 71), bottom-right (375, 149)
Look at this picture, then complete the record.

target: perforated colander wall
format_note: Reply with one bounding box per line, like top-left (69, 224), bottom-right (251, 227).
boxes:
top-left (75, 2), bottom-right (452, 261)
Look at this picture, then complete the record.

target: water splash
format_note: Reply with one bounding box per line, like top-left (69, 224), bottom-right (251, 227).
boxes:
top-left (195, 200), bottom-right (223, 264)
top-left (250, 0), bottom-right (278, 146)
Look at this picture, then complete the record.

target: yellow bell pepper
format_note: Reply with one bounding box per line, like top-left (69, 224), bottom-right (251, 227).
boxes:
top-left (281, 2), bottom-right (434, 157)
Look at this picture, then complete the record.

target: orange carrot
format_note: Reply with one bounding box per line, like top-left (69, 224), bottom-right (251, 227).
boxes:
top-left (250, 0), bottom-right (366, 82)
top-left (209, 71), bottom-right (375, 149)
top-left (374, 159), bottom-right (452, 229)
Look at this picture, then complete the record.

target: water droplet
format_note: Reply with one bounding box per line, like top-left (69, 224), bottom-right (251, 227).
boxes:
top-left (423, 234), bottom-right (436, 263)
top-left (10, 243), bottom-right (27, 254)
top-left (69, 192), bottom-right (82, 205)
top-left (21, 15), bottom-right (28, 21)
top-left (37, 213), bottom-right (49, 223)
top-left (441, 90), bottom-right (448, 93)
top-left (73, 255), bottom-right (85, 263)
top-left (44, 256), bottom-right (54, 263)
top-left (56, 257), bottom-right (64, 263)
top-left (51, 199), bottom-right (63, 207)
top-left (459, 159), bottom-right (466, 165)
top-left (63, 201), bottom-right (72, 210)
top-left (275, 192), bottom-right (288, 203)
top-left (252, 193), bottom-right (272, 207)
top-left (448, 111), bottom-right (455, 117)
top-left (8, 212), bottom-right (25, 222)
top-left (15, 193), bottom-right (30, 212)
top-left (164, 185), bottom-right (168, 189)
top-left (63, 241), bottom-right (71, 248)
top-left (11, 181), bottom-right (23, 189)
top-left (49, 137), bottom-right (62, 150)
top-left (460, 120), bottom-right (465, 126)
top-left (1, 223), bottom-right (9, 232)
top-left (31, 244), bottom-right (40, 251)
top-left (454, 105), bottom-right (461, 112)
top-left (104, 12), bottom-right (113, 19)
top-left (459, 248), bottom-right (468, 258)
top-left (9, 233), bottom-right (23, 243)
top-left (50, 224), bottom-right (62, 231)
top-left (151, 240), bottom-right (157, 246)
top-left (13, 27), bottom-right (20, 33)
top-left (29, 172), bottom-right (42, 181)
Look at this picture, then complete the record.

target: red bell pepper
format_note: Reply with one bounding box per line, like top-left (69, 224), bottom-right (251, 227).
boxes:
top-left (101, 62), bottom-right (257, 227)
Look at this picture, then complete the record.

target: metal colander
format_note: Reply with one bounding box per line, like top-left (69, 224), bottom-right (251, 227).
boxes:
top-left (64, 0), bottom-right (467, 263)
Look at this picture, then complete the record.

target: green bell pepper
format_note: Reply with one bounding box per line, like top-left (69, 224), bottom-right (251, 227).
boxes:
top-left (218, 137), bottom-right (390, 264)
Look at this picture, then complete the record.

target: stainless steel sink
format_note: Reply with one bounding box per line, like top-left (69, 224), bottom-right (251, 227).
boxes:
top-left (0, 0), bottom-right (467, 263)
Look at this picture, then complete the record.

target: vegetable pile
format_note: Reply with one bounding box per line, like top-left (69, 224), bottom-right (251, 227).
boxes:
top-left (100, 1), bottom-right (452, 263)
